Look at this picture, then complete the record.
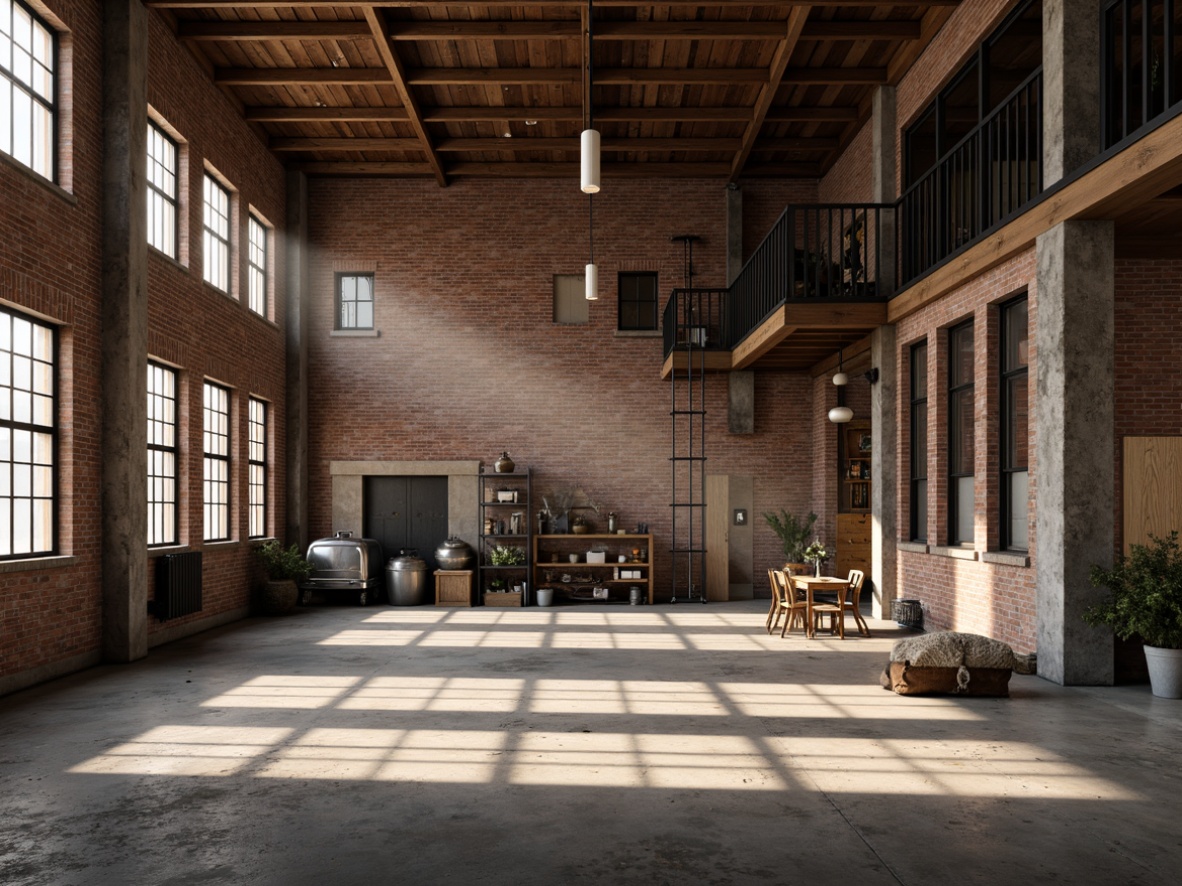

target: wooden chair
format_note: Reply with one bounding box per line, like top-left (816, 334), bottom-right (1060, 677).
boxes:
top-left (840, 569), bottom-right (871, 637)
top-left (777, 571), bottom-right (811, 638)
top-left (765, 569), bottom-right (784, 634)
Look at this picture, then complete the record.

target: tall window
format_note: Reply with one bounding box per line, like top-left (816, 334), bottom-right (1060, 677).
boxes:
top-left (203, 382), bottom-right (230, 542)
top-left (336, 273), bottom-right (374, 329)
top-left (203, 174), bottom-right (231, 293)
top-left (910, 341), bottom-right (928, 542)
top-left (248, 397), bottom-right (266, 539)
top-left (1000, 296), bottom-right (1029, 551)
top-left (618, 272), bottom-right (659, 331)
top-left (0, 305), bottom-right (55, 558)
top-left (948, 321), bottom-right (975, 545)
top-left (147, 123), bottom-right (178, 258)
top-left (247, 215), bottom-right (268, 317)
top-left (147, 362), bottom-right (178, 547)
top-left (0, 0), bottom-right (55, 180)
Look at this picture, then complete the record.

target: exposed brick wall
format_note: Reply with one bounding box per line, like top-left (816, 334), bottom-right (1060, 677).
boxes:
top-left (893, 250), bottom-right (1038, 653)
top-left (304, 176), bottom-right (821, 599)
top-left (819, 121), bottom-right (873, 205)
top-left (0, 1), bottom-right (288, 689)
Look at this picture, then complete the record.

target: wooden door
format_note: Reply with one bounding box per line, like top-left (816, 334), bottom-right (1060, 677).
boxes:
top-left (364, 476), bottom-right (449, 571)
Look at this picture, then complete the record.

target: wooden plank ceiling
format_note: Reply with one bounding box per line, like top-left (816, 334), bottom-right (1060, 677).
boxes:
top-left (148, 1), bottom-right (959, 184)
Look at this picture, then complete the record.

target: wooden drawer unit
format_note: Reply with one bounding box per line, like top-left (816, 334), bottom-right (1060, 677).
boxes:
top-left (835, 513), bottom-right (871, 577)
top-left (435, 570), bottom-right (474, 607)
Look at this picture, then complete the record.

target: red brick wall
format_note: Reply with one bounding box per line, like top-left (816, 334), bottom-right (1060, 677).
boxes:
top-left (305, 176), bottom-right (821, 598)
top-left (819, 121), bottom-right (873, 204)
top-left (893, 250), bottom-right (1038, 652)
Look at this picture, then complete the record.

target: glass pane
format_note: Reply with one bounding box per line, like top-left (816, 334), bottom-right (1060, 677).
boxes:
top-left (1005, 374), bottom-right (1028, 470)
top-left (913, 402), bottom-right (927, 476)
top-left (950, 388), bottom-right (974, 473)
top-left (955, 475), bottom-right (975, 544)
top-left (357, 276), bottom-right (372, 302)
top-left (357, 302), bottom-right (373, 328)
top-left (1004, 299), bottom-right (1028, 370)
top-left (1009, 470), bottom-right (1029, 550)
top-left (950, 323), bottom-right (974, 387)
top-left (912, 343), bottom-right (927, 399)
top-left (913, 478), bottom-right (927, 542)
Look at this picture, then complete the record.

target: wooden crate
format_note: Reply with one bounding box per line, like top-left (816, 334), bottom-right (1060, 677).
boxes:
top-left (483, 591), bottom-right (522, 607)
top-left (435, 570), bottom-right (474, 607)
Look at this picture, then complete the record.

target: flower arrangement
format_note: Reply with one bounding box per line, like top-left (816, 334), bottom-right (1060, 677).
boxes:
top-left (802, 540), bottom-right (828, 567)
top-left (490, 545), bottom-right (526, 566)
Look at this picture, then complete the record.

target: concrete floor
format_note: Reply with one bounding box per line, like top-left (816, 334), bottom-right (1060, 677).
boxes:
top-left (1, 600), bottom-right (1180, 886)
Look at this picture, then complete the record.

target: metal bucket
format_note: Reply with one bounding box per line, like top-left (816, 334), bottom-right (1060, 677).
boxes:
top-left (629, 586), bottom-right (643, 605)
top-left (386, 549), bottom-right (428, 605)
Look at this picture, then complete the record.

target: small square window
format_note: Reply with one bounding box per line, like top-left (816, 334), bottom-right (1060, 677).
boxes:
top-left (336, 273), bottom-right (374, 330)
top-left (618, 272), bottom-right (659, 331)
top-left (553, 274), bottom-right (588, 325)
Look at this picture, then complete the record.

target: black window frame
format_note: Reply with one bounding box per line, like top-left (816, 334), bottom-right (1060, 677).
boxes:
top-left (335, 272), bottom-right (375, 330)
top-left (202, 174), bottom-right (232, 293)
top-left (247, 214), bottom-right (268, 318)
top-left (203, 381), bottom-right (231, 543)
top-left (248, 396), bottom-right (266, 539)
top-left (948, 320), bottom-right (975, 545)
top-left (617, 271), bottom-right (660, 331)
top-left (147, 122), bottom-right (179, 259)
top-left (0, 0), bottom-right (57, 181)
top-left (147, 360), bottom-right (178, 547)
top-left (999, 295), bottom-right (1029, 552)
top-left (910, 340), bottom-right (929, 543)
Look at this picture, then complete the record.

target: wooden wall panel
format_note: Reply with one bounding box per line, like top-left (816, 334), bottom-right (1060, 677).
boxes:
top-left (706, 475), bottom-right (730, 602)
top-left (1123, 437), bottom-right (1182, 552)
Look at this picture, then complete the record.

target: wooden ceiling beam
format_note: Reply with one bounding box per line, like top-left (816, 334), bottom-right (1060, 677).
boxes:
top-left (149, 1), bottom-right (960, 9)
top-left (270, 137), bottom-right (423, 152)
top-left (765, 106), bottom-right (858, 122)
top-left (782, 67), bottom-right (888, 85)
top-left (244, 105), bottom-right (758, 123)
top-left (245, 106), bottom-right (411, 122)
top-left (215, 67), bottom-right (390, 85)
top-left (272, 136), bottom-right (750, 152)
top-left (729, 7), bottom-right (809, 181)
top-left (406, 67), bottom-right (769, 86)
top-left (363, 8), bottom-right (448, 186)
top-left (178, 21), bottom-right (371, 41)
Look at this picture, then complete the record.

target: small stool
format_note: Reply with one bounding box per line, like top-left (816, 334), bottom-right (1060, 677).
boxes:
top-left (435, 570), bottom-right (474, 607)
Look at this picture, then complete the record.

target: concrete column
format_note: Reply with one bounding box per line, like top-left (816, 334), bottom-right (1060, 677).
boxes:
top-left (101, 1), bottom-right (148, 663)
top-left (1043, 0), bottom-right (1101, 184)
top-left (870, 325), bottom-right (898, 619)
top-left (728, 371), bottom-right (754, 434)
top-left (872, 86), bottom-right (897, 296)
top-left (725, 183), bottom-right (742, 286)
top-left (1035, 220), bottom-right (1115, 685)
top-left (285, 171), bottom-right (310, 549)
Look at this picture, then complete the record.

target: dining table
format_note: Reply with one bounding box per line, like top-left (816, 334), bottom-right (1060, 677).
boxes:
top-left (787, 574), bottom-right (850, 639)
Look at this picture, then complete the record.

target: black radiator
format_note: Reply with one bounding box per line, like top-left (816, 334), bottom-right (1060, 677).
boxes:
top-left (151, 552), bottom-right (203, 620)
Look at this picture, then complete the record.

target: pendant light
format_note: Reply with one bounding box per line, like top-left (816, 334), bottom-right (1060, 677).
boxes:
top-left (585, 193), bottom-right (598, 300)
top-left (580, 0), bottom-right (600, 194)
top-left (828, 349), bottom-right (853, 423)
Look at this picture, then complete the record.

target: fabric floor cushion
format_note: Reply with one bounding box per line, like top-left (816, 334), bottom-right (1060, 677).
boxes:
top-left (881, 631), bottom-right (1016, 697)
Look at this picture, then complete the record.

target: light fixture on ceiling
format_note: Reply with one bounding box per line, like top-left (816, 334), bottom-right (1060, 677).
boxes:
top-left (585, 193), bottom-right (598, 300)
top-left (580, 0), bottom-right (600, 194)
top-left (828, 349), bottom-right (853, 423)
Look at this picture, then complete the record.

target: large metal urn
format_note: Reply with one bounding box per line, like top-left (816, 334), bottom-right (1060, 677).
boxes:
top-left (435, 537), bottom-right (475, 571)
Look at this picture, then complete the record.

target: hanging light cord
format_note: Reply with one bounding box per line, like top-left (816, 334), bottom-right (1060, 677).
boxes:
top-left (587, 0), bottom-right (594, 134)
top-left (588, 193), bottom-right (595, 264)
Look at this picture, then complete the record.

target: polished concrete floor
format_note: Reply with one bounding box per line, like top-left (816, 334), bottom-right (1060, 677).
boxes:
top-left (1, 599), bottom-right (1180, 885)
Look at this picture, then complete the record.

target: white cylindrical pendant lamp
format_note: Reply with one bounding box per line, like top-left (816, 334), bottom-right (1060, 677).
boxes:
top-left (581, 129), bottom-right (601, 194)
top-left (585, 262), bottom-right (598, 300)
top-left (828, 405), bottom-right (853, 423)
top-left (832, 371), bottom-right (848, 386)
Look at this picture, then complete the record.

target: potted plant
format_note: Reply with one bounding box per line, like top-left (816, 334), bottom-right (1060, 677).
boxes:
top-left (763, 509), bottom-right (818, 572)
top-left (802, 539), bottom-right (829, 578)
top-left (489, 545), bottom-right (526, 566)
top-left (1086, 532), bottom-right (1182, 698)
top-left (254, 540), bottom-right (313, 614)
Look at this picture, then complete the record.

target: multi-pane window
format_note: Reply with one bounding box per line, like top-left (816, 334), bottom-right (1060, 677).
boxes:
top-left (618, 272), bottom-right (659, 331)
top-left (247, 215), bottom-right (268, 317)
top-left (248, 397), bottom-right (266, 539)
top-left (1000, 297), bottom-right (1029, 551)
top-left (0, 0), bottom-right (55, 180)
top-left (203, 174), bottom-right (231, 293)
top-left (203, 382), bottom-right (230, 542)
top-left (147, 362), bottom-right (178, 547)
top-left (910, 341), bottom-right (928, 543)
top-left (147, 123), bottom-right (178, 258)
top-left (336, 274), bottom-right (374, 329)
top-left (948, 321), bottom-right (975, 545)
top-left (0, 305), bottom-right (55, 559)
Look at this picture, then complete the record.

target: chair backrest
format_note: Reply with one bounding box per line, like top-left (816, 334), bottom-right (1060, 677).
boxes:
top-left (771, 569), bottom-right (793, 603)
top-left (846, 569), bottom-right (865, 605)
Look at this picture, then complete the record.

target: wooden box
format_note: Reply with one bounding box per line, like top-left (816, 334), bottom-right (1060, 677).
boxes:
top-left (483, 591), bottom-right (522, 607)
top-left (435, 570), bottom-right (474, 607)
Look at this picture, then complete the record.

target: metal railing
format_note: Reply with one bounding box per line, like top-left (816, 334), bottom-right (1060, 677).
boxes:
top-left (898, 70), bottom-right (1042, 287)
top-left (1103, 0), bottom-right (1180, 148)
top-left (662, 287), bottom-right (729, 357)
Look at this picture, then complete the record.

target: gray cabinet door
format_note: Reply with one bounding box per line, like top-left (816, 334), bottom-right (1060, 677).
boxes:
top-left (364, 476), bottom-right (448, 571)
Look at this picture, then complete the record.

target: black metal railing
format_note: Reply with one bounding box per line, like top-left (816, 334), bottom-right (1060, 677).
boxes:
top-left (898, 69), bottom-right (1042, 287)
top-left (1103, 0), bottom-right (1181, 148)
top-left (662, 288), bottom-right (729, 357)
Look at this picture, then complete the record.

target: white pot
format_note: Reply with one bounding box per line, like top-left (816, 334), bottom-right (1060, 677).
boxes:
top-left (536, 588), bottom-right (554, 607)
top-left (1143, 645), bottom-right (1182, 699)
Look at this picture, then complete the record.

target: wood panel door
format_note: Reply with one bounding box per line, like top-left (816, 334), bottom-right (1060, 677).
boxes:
top-left (364, 476), bottom-right (448, 572)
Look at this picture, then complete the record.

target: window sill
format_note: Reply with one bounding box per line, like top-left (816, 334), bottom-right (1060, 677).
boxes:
top-left (897, 541), bottom-right (929, 554)
top-left (0, 555), bottom-right (79, 574)
top-left (202, 539), bottom-right (242, 550)
top-left (331, 329), bottom-right (380, 338)
top-left (929, 545), bottom-right (979, 561)
top-left (0, 151), bottom-right (75, 204)
top-left (981, 550), bottom-right (1030, 568)
top-left (615, 329), bottom-right (662, 338)
top-left (148, 544), bottom-right (194, 557)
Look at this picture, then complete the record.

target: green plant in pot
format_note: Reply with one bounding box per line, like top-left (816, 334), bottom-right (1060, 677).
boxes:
top-left (1085, 531), bottom-right (1182, 698)
top-left (490, 545), bottom-right (526, 566)
top-left (255, 540), bottom-right (313, 614)
top-left (763, 509), bottom-right (818, 571)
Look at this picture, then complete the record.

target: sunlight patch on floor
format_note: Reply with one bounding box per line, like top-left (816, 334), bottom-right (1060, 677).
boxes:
top-left (201, 675), bottom-right (362, 709)
top-left (69, 726), bottom-right (293, 777)
top-left (339, 677), bottom-right (526, 712)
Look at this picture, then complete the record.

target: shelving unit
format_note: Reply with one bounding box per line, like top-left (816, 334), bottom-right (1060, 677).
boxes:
top-left (532, 534), bottom-right (654, 604)
top-left (478, 467), bottom-right (531, 606)
top-left (839, 421), bottom-right (871, 514)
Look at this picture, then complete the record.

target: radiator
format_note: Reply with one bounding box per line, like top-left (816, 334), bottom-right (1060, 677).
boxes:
top-left (151, 552), bottom-right (203, 620)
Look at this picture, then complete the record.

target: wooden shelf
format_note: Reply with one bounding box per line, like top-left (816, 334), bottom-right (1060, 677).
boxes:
top-left (533, 533), bottom-right (654, 604)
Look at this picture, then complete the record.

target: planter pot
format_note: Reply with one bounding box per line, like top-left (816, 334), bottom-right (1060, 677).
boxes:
top-left (536, 588), bottom-right (554, 607)
top-left (261, 579), bottom-right (298, 615)
top-left (1144, 645), bottom-right (1182, 698)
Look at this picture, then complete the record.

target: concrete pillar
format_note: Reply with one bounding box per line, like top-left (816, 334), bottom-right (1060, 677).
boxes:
top-left (725, 183), bottom-right (742, 286)
top-left (872, 86), bottom-right (897, 296)
top-left (1035, 220), bottom-right (1115, 685)
top-left (1043, 0), bottom-right (1101, 184)
top-left (285, 171), bottom-right (310, 549)
top-left (728, 371), bottom-right (754, 434)
top-left (101, 1), bottom-right (148, 663)
top-left (870, 325), bottom-right (898, 619)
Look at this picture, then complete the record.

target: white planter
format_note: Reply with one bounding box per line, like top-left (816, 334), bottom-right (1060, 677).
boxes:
top-left (536, 588), bottom-right (554, 607)
top-left (1143, 645), bottom-right (1182, 699)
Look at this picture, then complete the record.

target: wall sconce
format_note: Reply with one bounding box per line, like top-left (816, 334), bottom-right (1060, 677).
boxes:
top-left (864, 368), bottom-right (879, 384)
